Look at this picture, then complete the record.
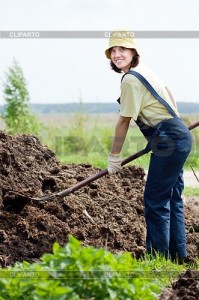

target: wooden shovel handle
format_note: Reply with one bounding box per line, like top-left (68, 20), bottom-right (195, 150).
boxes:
top-left (33, 120), bottom-right (199, 201)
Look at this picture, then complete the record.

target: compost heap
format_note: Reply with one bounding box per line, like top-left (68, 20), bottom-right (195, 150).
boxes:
top-left (0, 131), bottom-right (198, 297)
top-left (159, 270), bottom-right (199, 300)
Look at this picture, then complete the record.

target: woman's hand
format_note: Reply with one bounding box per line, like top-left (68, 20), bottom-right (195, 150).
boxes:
top-left (107, 116), bottom-right (131, 174)
top-left (108, 153), bottom-right (122, 174)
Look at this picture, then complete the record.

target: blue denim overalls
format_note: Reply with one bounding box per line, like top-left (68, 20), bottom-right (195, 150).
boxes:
top-left (122, 70), bottom-right (192, 259)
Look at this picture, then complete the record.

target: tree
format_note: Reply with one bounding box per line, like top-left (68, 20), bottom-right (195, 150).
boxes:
top-left (2, 59), bottom-right (42, 135)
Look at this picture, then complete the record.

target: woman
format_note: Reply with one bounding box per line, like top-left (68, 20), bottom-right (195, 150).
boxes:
top-left (105, 31), bottom-right (192, 262)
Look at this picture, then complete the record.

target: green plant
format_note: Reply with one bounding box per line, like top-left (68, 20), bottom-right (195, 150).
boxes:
top-left (0, 236), bottom-right (162, 300)
top-left (1, 59), bottom-right (42, 135)
top-left (184, 187), bottom-right (199, 196)
top-left (38, 113), bottom-right (198, 170)
top-left (138, 252), bottom-right (185, 286)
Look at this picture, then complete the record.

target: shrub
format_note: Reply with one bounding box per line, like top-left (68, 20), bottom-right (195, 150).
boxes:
top-left (0, 236), bottom-right (161, 299)
top-left (1, 59), bottom-right (42, 135)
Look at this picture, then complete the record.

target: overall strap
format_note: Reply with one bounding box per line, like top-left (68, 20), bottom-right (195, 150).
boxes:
top-left (123, 70), bottom-right (177, 118)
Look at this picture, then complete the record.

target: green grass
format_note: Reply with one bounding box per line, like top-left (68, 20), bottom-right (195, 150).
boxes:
top-left (184, 187), bottom-right (199, 196)
top-left (40, 113), bottom-right (199, 171)
top-left (0, 236), bottom-right (195, 300)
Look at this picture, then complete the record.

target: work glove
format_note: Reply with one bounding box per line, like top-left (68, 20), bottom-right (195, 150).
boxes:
top-left (108, 153), bottom-right (122, 174)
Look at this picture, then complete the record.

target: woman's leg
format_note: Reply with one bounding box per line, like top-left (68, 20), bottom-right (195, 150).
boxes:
top-left (169, 170), bottom-right (187, 259)
top-left (144, 151), bottom-right (189, 258)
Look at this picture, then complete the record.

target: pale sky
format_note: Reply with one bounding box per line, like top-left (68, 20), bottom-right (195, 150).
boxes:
top-left (0, 0), bottom-right (199, 104)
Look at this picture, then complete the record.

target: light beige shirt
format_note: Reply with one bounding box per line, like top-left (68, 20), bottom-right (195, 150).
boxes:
top-left (119, 63), bottom-right (180, 127)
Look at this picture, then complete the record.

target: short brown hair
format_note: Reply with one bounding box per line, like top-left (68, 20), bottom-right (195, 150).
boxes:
top-left (110, 50), bottom-right (140, 73)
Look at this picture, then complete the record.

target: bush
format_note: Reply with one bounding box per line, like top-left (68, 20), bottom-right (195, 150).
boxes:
top-left (0, 236), bottom-right (162, 300)
top-left (1, 59), bottom-right (42, 135)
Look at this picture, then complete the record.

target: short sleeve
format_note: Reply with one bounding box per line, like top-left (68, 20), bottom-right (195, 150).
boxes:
top-left (119, 75), bottom-right (142, 120)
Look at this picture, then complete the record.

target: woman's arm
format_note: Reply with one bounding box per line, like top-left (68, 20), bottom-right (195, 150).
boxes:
top-left (110, 115), bottom-right (132, 154)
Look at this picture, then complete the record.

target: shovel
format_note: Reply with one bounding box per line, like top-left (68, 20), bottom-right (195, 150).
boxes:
top-left (3, 120), bottom-right (199, 212)
top-left (32, 119), bottom-right (199, 201)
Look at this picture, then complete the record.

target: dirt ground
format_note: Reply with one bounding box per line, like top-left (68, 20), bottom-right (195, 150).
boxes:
top-left (159, 270), bottom-right (199, 300)
top-left (0, 131), bottom-right (198, 298)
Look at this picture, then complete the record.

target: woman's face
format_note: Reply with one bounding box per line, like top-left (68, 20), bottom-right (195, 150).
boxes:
top-left (110, 46), bottom-right (135, 73)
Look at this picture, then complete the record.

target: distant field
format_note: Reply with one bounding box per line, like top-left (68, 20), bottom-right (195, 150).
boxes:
top-left (37, 112), bottom-right (199, 128)
top-left (1, 101), bottom-right (198, 115)
top-left (36, 113), bottom-right (199, 170)
top-left (0, 112), bottom-right (198, 170)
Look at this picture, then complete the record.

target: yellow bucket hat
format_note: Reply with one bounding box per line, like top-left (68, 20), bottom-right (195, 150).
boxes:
top-left (105, 30), bottom-right (138, 59)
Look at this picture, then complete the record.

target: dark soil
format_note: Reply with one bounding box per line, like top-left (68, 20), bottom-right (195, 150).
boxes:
top-left (0, 131), bottom-right (198, 297)
top-left (159, 270), bottom-right (199, 300)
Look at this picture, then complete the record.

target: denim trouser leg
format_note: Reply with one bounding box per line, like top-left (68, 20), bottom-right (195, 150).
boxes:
top-left (144, 150), bottom-right (190, 259)
top-left (169, 170), bottom-right (187, 259)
